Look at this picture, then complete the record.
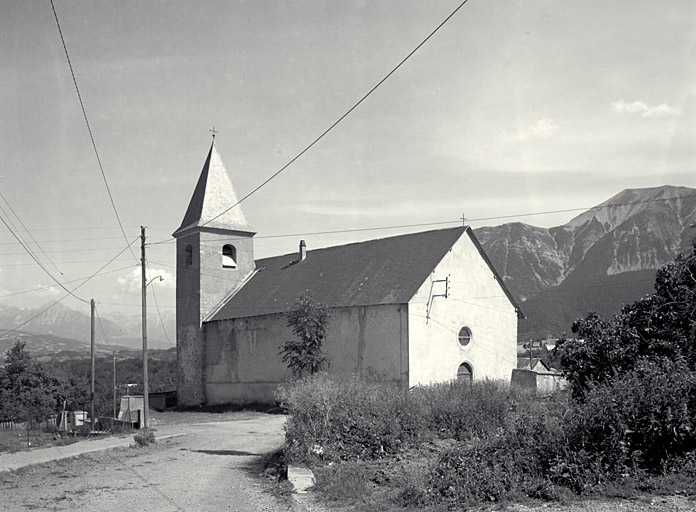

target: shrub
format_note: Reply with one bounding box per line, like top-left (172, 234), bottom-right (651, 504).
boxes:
top-left (567, 358), bottom-right (696, 474)
top-left (418, 379), bottom-right (523, 440)
top-left (133, 430), bottom-right (156, 447)
top-left (279, 374), bottom-right (429, 462)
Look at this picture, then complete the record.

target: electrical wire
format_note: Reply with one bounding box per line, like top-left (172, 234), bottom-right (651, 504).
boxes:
top-left (0, 191), bottom-right (68, 277)
top-left (93, 304), bottom-right (111, 346)
top-left (0, 237), bottom-right (139, 339)
top-left (0, 265), bottom-right (138, 300)
top-left (145, 260), bottom-right (174, 345)
top-left (161, 0), bottom-right (472, 241)
top-left (0, 236), bottom-right (134, 246)
top-left (150, 192), bottom-right (696, 247)
top-left (466, 192), bottom-right (696, 224)
top-left (0, 205), bottom-right (88, 304)
top-left (49, 0), bottom-right (138, 264)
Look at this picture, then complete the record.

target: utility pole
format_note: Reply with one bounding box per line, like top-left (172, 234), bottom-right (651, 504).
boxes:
top-left (112, 351), bottom-right (116, 419)
top-left (90, 299), bottom-right (95, 432)
top-left (141, 226), bottom-right (149, 430)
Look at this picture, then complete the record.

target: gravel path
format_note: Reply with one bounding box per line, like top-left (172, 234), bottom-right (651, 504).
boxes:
top-left (0, 412), bottom-right (295, 512)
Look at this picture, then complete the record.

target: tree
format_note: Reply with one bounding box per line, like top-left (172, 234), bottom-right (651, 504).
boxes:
top-left (0, 341), bottom-right (60, 423)
top-left (556, 242), bottom-right (696, 397)
top-left (280, 291), bottom-right (332, 377)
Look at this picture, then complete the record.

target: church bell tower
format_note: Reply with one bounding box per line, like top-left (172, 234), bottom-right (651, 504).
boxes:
top-left (173, 139), bottom-right (255, 406)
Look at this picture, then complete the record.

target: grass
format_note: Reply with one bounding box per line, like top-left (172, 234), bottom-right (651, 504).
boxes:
top-left (276, 374), bottom-right (696, 511)
top-left (0, 428), bottom-right (80, 453)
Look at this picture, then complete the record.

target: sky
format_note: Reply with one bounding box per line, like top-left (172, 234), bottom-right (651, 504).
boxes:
top-left (0, 1), bottom-right (694, 339)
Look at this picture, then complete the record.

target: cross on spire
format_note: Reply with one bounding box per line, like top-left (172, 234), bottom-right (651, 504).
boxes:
top-left (209, 126), bottom-right (219, 139)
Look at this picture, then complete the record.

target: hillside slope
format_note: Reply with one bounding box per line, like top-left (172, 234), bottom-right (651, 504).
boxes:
top-left (475, 185), bottom-right (696, 339)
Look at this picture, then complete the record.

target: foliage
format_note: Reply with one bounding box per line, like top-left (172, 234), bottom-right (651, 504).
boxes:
top-left (418, 378), bottom-right (520, 440)
top-left (279, 291), bottom-right (332, 377)
top-left (133, 429), bottom-right (156, 447)
top-left (279, 374), bottom-right (430, 462)
top-left (568, 358), bottom-right (696, 473)
top-left (42, 349), bottom-right (177, 418)
top-left (556, 243), bottom-right (696, 397)
top-left (0, 341), bottom-right (61, 423)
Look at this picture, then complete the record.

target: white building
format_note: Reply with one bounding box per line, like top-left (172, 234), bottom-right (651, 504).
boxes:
top-left (175, 141), bottom-right (524, 405)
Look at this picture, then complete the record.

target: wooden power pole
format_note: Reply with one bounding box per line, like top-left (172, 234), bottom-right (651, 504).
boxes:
top-left (141, 226), bottom-right (149, 430)
top-left (90, 299), bottom-right (95, 432)
top-left (112, 351), bottom-right (117, 419)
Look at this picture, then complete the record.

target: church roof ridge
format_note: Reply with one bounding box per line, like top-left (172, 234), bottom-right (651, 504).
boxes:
top-left (173, 141), bottom-right (255, 237)
top-left (210, 226), bottom-right (470, 321)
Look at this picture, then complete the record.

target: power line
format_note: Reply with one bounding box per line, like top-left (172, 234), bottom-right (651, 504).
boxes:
top-left (0, 265), bottom-right (137, 300)
top-left (0, 205), bottom-right (89, 304)
top-left (49, 0), bottom-right (138, 264)
top-left (0, 191), bottom-right (68, 278)
top-left (0, 237), bottom-right (139, 338)
top-left (145, 259), bottom-right (174, 345)
top-left (0, 245), bottom-right (138, 256)
top-left (196, 0), bottom-right (473, 232)
top-left (150, 192), bottom-right (696, 247)
top-left (93, 304), bottom-right (111, 345)
top-left (149, 219), bottom-right (462, 246)
top-left (0, 236), bottom-right (133, 246)
top-left (467, 192), bottom-right (696, 224)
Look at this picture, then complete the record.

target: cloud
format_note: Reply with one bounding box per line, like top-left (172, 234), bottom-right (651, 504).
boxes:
top-left (518, 118), bottom-right (560, 140)
top-left (117, 268), bottom-right (174, 294)
top-left (612, 100), bottom-right (681, 118)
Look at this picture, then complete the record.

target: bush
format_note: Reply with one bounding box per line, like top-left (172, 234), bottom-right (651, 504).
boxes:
top-left (133, 430), bottom-right (156, 447)
top-left (418, 378), bottom-right (523, 440)
top-left (567, 358), bottom-right (696, 474)
top-left (280, 374), bottom-right (430, 462)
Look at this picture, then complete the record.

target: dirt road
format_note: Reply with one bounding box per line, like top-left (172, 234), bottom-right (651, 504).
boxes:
top-left (1, 411), bottom-right (295, 512)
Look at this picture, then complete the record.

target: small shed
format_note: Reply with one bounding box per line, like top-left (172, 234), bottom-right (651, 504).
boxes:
top-left (118, 395), bottom-right (144, 428)
top-left (149, 391), bottom-right (177, 411)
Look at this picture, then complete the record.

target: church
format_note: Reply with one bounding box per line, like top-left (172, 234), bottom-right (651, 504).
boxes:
top-left (174, 140), bottom-right (524, 406)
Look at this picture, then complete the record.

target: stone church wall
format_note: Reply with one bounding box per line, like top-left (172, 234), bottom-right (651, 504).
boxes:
top-left (203, 303), bottom-right (408, 404)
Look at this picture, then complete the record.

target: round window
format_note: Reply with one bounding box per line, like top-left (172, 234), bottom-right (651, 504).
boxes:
top-left (458, 326), bottom-right (472, 347)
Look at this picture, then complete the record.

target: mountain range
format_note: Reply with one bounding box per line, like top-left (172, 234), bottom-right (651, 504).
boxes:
top-left (1, 185), bottom-right (693, 353)
top-left (0, 302), bottom-right (175, 353)
top-left (474, 185), bottom-right (696, 340)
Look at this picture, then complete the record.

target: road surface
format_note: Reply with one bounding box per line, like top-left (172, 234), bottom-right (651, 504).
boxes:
top-left (1, 411), bottom-right (298, 512)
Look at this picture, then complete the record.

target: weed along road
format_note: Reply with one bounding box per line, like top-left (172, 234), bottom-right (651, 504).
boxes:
top-left (0, 411), bottom-right (291, 512)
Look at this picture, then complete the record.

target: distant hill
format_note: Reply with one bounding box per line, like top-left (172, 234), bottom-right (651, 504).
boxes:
top-left (0, 330), bottom-right (136, 361)
top-left (0, 303), bottom-right (175, 354)
top-left (475, 185), bottom-right (696, 340)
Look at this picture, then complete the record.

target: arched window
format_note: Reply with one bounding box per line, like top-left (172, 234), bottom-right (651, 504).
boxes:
top-left (457, 362), bottom-right (473, 382)
top-left (185, 244), bottom-right (193, 266)
top-left (222, 244), bottom-right (237, 268)
top-left (458, 326), bottom-right (472, 347)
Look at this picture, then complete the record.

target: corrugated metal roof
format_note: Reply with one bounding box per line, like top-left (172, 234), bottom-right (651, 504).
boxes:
top-left (173, 141), bottom-right (254, 237)
top-left (209, 227), bottom-right (467, 321)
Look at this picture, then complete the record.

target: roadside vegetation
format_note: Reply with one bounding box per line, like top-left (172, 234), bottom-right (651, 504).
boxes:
top-left (276, 243), bottom-right (696, 510)
top-left (0, 342), bottom-right (176, 452)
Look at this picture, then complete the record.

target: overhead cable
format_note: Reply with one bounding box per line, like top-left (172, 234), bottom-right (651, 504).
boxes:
top-left (0, 237), bottom-right (139, 338)
top-left (195, 0), bottom-right (473, 231)
top-left (49, 0), bottom-right (138, 264)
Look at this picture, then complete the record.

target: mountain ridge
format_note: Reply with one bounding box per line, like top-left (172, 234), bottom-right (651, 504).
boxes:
top-left (475, 185), bottom-right (696, 302)
top-left (475, 184), bottom-right (696, 340)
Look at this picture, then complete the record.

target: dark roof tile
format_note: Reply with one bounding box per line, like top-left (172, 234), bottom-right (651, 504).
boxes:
top-left (210, 227), bottom-right (466, 321)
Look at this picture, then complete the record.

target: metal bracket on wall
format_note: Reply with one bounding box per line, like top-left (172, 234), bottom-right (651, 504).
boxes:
top-left (426, 276), bottom-right (450, 322)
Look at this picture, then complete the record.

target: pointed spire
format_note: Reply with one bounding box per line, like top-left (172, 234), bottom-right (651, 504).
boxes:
top-left (173, 141), bottom-right (255, 237)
